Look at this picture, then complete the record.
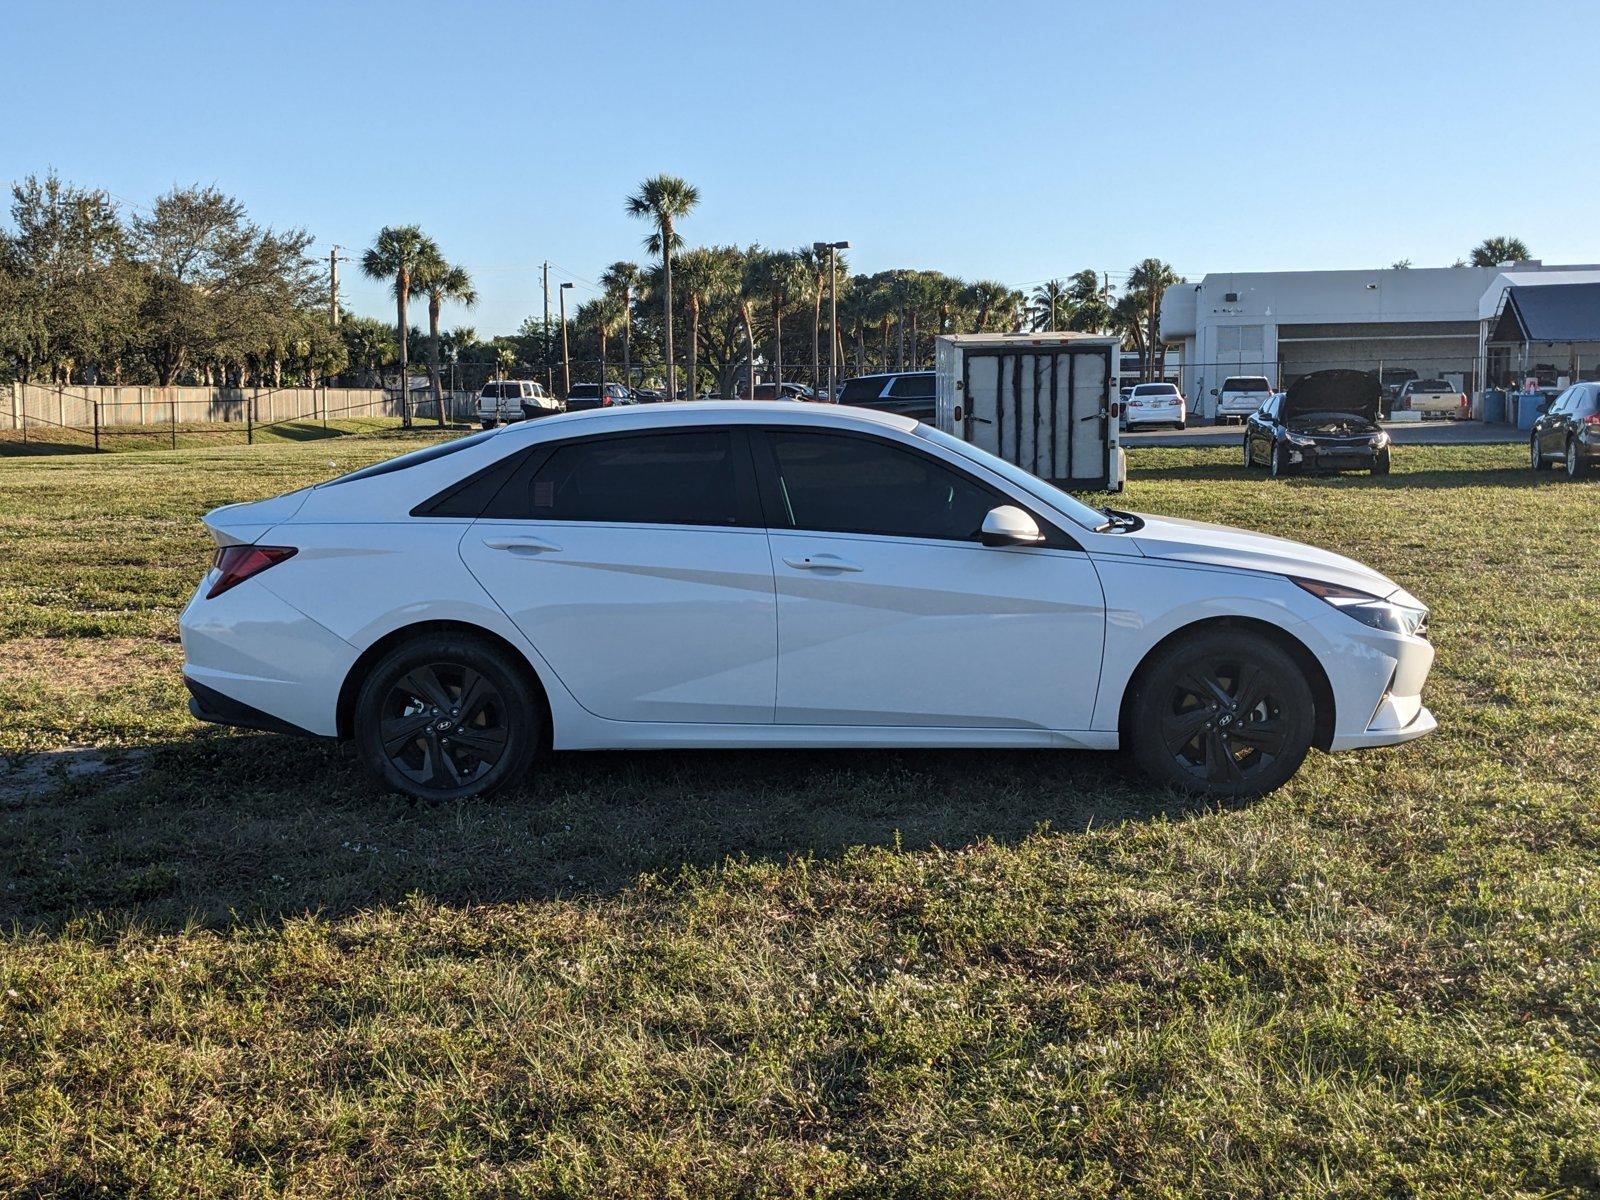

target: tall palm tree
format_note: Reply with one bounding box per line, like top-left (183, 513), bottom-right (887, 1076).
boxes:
top-left (1126, 258), bottom-right (1181, 382)
top-left (1030, 279), bottom-right (1069, 332)
top-left (750, 250), bottom-right (802, 392)
top-left (361, 224), bottom-right (430, 427)
top-left (962, 280), bottom-right (1019, 333)
top-left (412, 248), bottom-right (477, 426)
top-left (625, 175), bottom-right (699, 397)
top-left (577, 295), bottom-right (626, 390)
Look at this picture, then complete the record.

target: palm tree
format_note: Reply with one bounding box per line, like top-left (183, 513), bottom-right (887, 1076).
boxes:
top-left (577, 295), bottom-right (626, 390)
top-left (674, 246), bottom-right (737, 398)
top-left (1470, 236), bottom-right (1531, 268)
top-left (1065, 270), bottom-right (1112, 333)
top-left (1126, 258), bottom-right (1182, 382)
top-left (1030, 279), bottom-right (1069, 331)
top-left (625, 175), bottom-right (700, 397)
top-left (412, 248), bottom-right (477, 426)
top-left (750, 250), bottom-right (802, 392)
top-left (599, 260), bottom-right (640, 387)
top-left (361, 224), bottom-right (430, 426)
top-left (963, 280), bottom-right (1019, 333)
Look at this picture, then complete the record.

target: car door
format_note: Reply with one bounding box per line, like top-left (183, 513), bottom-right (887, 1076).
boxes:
top-left (1247, 396), bottom-right (1276, 464)
top-left (1539, 388), bottom-right (1573, 456)
top-left (753, 428), bottom-right (1105, 730)
top-left (460, 428), bottom-right (777, 723)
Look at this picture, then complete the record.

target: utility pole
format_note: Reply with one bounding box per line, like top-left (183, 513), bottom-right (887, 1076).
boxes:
top-left (542, 261), bottom-right (552, 393)
top-left (559, 281), bottom-right (573, 398)
top-left (328, 246), bottom-right (346, 326)
top-left (814, 240), bottom-right (849, 401)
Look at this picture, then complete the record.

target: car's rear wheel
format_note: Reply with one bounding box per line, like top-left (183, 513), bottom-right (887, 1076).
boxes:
top-left (481, 419), bottom-right (497, 430)
top-left (1127, 628), bottom-right (1316, 799)
top-left (1568, 439), bottom-right (1589, 479)
top-left (354, 633), bottom-right (538, 801)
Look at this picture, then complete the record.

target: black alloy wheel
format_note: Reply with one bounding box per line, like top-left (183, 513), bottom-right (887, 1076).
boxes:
top-left (1128, 629), bottom-right (1315, 798)
top-left (355, 634), bottom-right (538, 800)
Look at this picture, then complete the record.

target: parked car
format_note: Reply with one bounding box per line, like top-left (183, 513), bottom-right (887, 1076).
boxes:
top-left (1244, 370), bottom-right (1390, 477)
top-left (564, 383), bottom-right (633, 412)
top-left (1212, 376), bottom-right (1275, 425)
top-left (836, 371), bottom-right (936, 421)
top-left (1396, 379), bottom-right (1464, 418)
top-left (1529, 381), bottom-right (1599, 479)
top-left (631, 388), bottom-right (664, 403)
top-left (1380, 367), bottom-right (1418, 416)
top-left (1122, 382), bottom-right (1186, 430)
top-left (742, 382), bottom-right (813, 403)
top-left (478, 380), bottom-right (559, 428)
top-left (181, 402), bottom-right (1435, 804)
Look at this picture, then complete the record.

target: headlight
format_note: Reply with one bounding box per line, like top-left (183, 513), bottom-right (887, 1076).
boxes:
top-left (1369, 432), bottom-right (1390, 448)
top-left (1286, 433), bottom-right (1317, 447)
top-left (1292, 577), bottom-right (1428, 636)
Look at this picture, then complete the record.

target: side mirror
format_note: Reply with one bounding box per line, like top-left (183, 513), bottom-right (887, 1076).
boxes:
top-left (1209, 388), bottom-right (1219, 396)
top-left (981, 505), bottom-right (1044, 548)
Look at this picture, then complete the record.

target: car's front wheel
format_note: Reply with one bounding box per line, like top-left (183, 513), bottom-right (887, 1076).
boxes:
top-left (1530, 437), bottom-right (1544, 471)
top-left (354, 633), bottom-right (539, 801)
top-left (1126, 628), bottom-right (1316, 799)
top-left (1371, 448), bottom-right (1391, 476)
top-left (1242, 437), bottom-right (1255, 469)
top-left (1270, 441), bottom-right (1293, 478)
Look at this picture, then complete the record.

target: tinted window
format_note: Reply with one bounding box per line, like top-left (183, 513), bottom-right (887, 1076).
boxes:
top-left (1222, 377), bottom-right (1271, 392)
top-left (480, 384), bottom-right (502, 399)
top-left (838, 377), bottom-right (887, 403)
top-left (765, 431), bottom-right (997, 541)
top-left (1133, 384), bottom-right (1179, 396)
top-left (887, 373), bottom-right (936, 398)
top-left (323, 429), bottom-right (503, 487)
top-left (1412, 380), bottom-right (1452, 392)
top-left (567, 385), bottom-right (599, 398)
top-left (520, 432), bottom-right (740, 526)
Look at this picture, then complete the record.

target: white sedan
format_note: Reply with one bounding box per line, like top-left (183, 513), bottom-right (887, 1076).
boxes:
top-left (1122, 382), bottom-right (1187, 429)
top-left (180, 403), bottom-right (1435, 801)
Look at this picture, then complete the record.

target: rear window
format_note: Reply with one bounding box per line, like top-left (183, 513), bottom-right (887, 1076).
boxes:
top-left (517, 431), bottom-right (741, 526)
top-left (1222, 377), bottom-right (1271, 392)
top-left (838, 378), bottom-right (887, 403)
top-left (480, 383), bottom-right (503, 399)
top-left (567, 385), bottom-right (599, 398)
top-left (322, 429), bottom-right (502, 487)
top-left (887, 374), bottom-right (936, 398)
top-left (1412, 380), bottom-right (1452, 392)
top-left (1133, 384), bottom-right (1179, 396)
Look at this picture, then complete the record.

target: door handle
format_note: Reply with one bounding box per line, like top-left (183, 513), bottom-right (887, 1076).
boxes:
top-left (483, 536), bottom-right (562, 554)
top-left (783, 554), bottom-right (863, 572)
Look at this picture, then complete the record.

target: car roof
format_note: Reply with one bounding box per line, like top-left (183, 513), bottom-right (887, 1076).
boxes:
top-left (498, 399), bottom-right (919, 437)
top-left (844, 371), bottom-right (934, 381)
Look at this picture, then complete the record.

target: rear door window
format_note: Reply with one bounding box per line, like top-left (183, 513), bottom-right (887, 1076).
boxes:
top-left (838, 378), bottom-right (887, 404)
top-left (887, 374), bottom-right (936, 398)
top-left (505, 431), bottom-right (745, 527)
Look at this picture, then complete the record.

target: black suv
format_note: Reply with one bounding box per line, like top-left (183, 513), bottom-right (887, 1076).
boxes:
top-left (1529, 382), bottom-right (1599, 479)
top-left (837, 371), bottom-right (935, 421)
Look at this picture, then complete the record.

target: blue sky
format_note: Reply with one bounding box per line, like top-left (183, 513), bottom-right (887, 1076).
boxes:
top-left (5, 0), bottom-right (1594, 334)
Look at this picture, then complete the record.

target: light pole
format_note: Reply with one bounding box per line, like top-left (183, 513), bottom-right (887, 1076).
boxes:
top-left (814, 240), bottom-right (849, 401)
top-left (559, 281), bottom-right (574, 398)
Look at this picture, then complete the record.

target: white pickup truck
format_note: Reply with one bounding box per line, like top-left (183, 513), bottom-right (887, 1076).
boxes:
top-left (1395, 379), bottom-right (1465, 419)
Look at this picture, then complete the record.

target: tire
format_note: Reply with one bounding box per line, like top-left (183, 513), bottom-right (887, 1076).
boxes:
top-left (354, 633), bottom-right (539, 801)
top-left (1567, 439), bottom-right (1589, 479)
top-left (1242, 437), bottom-right (1255, 469)
top-left (1176, 422), bottom-right (1187, 431)
top-left (1530, 437), bottom-right (1543, 471)
top-left (1371, 448), bottom-right (1390, 476)
top-left (1126, 628), bottom-right (1316, 799)
top-left (481, 419), bottom-right (497, 430)
top-left (1270, 441), bottom-right (1293, 478)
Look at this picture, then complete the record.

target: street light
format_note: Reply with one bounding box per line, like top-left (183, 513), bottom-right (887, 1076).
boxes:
top-left (559, 281), bottom-right (574, 398)
top-left (814, 240), bottom-right (849, 401)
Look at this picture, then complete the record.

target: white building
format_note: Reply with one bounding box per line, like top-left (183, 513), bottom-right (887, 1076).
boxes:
top-left (1161, 262), bottom-right (1600, 418)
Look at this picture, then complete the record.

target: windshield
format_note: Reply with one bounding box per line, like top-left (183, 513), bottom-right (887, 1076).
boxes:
top-left (915, 426), bottom-right (1106, 530)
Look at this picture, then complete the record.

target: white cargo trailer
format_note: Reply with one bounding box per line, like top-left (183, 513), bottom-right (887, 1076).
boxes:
top-left (935, 332), bottom-right (1124, 492)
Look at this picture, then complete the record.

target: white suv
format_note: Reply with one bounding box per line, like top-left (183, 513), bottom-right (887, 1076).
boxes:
top-left (1213, 376), bottom-right (1275, 425)
top-left (478, 380), bottom-right (559, 428)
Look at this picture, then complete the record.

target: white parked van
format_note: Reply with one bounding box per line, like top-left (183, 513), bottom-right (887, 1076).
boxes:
top-left (478, 380), bottom-right (560, 428)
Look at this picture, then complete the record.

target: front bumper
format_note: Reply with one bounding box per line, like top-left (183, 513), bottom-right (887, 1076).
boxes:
top-left (1285, 440), bottom-right (1383, 470)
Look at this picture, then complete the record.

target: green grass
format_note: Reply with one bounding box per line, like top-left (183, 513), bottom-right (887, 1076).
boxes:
top-left (1, 437), bottom-right (1598, 1197)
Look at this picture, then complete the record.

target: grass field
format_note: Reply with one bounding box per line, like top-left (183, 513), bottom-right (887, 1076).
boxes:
top-left (2, 433), bottom-right (1598, 1197)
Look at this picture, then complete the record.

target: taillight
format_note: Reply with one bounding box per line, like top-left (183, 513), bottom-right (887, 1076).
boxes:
top-left (206, 545), bottom-right (297, 599)
top-left (602, 396), bottom-right (612, 406)
top-left (1585, 414), bottom-right (1600, 428)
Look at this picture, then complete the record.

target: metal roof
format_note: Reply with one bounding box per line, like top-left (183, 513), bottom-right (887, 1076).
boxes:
top-left (1490, 283), bottom-right (1600, 344)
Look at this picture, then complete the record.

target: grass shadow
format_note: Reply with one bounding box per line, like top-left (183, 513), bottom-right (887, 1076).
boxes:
top-left (1, 731), bottom-right (1196, 932)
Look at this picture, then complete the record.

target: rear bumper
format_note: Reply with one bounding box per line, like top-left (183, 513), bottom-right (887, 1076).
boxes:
top-left (185, 677), bottom-right (324, 738)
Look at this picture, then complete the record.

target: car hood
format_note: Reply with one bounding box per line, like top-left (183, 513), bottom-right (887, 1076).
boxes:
top-left (1283, 369), bottom-right (1381, 422)
top-left (1125, 513), bottom-right (1407, 599)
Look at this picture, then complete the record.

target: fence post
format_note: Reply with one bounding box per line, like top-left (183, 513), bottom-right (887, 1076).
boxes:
top-left (170, 399), bottom-right (177, 449)
top-left (247, 393), bottom-right (254, 444)
top-left (93, 400), bottom-right (101, 452)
